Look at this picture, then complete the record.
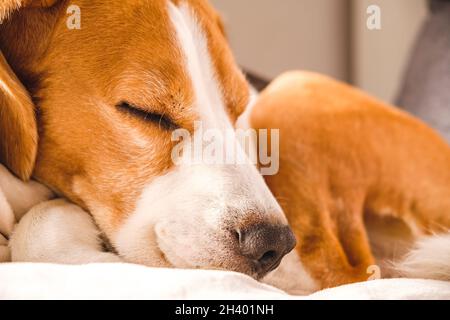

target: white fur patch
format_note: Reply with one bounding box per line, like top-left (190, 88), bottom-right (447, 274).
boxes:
top-left (263, 250), bottom-right (319, 295)
top-left (395, 232), bottom-right (450, 281)
top-left (114, 2), bottom-right (293, 279)
top-left (168, 2), bottom-right (226, 129)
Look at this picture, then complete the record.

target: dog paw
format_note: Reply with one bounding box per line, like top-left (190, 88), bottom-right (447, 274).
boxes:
top-left (10, 199), bottom-right (123, 264)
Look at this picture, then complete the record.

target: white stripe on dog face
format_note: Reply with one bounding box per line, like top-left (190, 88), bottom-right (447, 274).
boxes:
top-left (114, 1), bottom-right (288, 276)
top-left (168, 2), bottom-right (228, 129)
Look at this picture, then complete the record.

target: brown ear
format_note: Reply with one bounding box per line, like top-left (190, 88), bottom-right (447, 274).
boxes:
top-left (0, 0), bottom-right (58, 180)
top-left (0, 52), bottom-right (38, 181)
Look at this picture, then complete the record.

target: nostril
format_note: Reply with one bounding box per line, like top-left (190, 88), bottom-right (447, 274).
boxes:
top-left (236, 223), bottom-right (296, 274)
top-left (259, 250), bottom-right (278, 265)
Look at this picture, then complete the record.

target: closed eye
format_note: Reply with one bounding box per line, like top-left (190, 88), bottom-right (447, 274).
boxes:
top-left (116, 101), bottom-right (178, 130)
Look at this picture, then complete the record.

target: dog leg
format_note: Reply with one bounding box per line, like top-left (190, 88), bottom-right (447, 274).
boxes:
top-left (288, 195), bottom-right (375, 289)
top-left (10, 199), bottom-right (122, 264)
top-left (334, 197), bottom-right (376, 275)
top-left (295, 223), bottom-right (361, 288)
top-left (337, 217), bottom-right (376, 272)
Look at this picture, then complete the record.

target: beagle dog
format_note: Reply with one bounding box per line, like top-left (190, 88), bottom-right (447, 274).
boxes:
top-left (252, 71), bottom-right (450, 290)
top-left (3, 1), bottom-right (447, 295)
top-left (0, 0), bottom-right (300, 281)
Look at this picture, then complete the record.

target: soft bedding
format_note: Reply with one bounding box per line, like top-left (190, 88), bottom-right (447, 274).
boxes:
top-left (0, 263), bottom-right (449, 299)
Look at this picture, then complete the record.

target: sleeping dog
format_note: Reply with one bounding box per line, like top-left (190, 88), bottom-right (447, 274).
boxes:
top-left (0, 0), bottom-right (300, 282)
top-left (2, 1), bottom-right (449, 294)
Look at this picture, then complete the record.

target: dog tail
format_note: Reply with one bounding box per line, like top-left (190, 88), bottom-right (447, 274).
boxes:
top-left (395, 232), bottom-right (450, 281)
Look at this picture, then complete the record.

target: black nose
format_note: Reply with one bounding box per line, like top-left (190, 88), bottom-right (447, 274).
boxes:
top-left (237, 224), bottom-right (296, 275)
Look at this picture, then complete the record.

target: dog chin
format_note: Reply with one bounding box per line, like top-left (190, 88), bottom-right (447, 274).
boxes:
top-left (154, 233), bottom-right (264, 279)
top-left (116, 231), bottom-right (266, 280)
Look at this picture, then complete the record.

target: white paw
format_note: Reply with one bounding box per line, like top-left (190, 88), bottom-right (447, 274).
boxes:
top-left (10, 199), bottom-right (121, 264)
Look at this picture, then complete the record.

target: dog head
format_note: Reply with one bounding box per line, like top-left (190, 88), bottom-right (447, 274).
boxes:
top-left (0, 0), bottom-right (295, 278)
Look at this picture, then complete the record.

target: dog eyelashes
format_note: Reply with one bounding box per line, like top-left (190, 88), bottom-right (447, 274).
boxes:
top-left (116, 102), bottom-right (178, 130)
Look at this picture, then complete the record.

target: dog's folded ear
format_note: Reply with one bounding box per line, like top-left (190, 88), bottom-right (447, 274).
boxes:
top-left (0, 52), bottom-right (38, 181)
top-left (0, 0), bottom-right (58, 22)
top-left (0, 0), bottom-right (59, 181)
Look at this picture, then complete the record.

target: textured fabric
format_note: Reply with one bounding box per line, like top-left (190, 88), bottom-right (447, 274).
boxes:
top-left (0, 263), bottom-right (449, 299)
top-left (396, 0), bottom-right (450, 143)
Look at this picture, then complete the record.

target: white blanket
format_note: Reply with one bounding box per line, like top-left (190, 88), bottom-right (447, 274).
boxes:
top-left (0, 263), bottom-right (449, 299)
top-left (1, 164), bottom-right (449, 300)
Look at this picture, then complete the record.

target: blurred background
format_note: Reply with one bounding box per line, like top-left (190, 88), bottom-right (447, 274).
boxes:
top-left (211, 0), bottom-right (450, 143)
top-left (211, 0), bottom-right (426, 103)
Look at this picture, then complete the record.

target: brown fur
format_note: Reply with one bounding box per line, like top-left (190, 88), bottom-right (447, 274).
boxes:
top-left (0, 0), bottom-right (58, 180)
top-left (251, 71), bottom-right (450, 289)
top-left (0, 0), bottom-right (248, 240)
